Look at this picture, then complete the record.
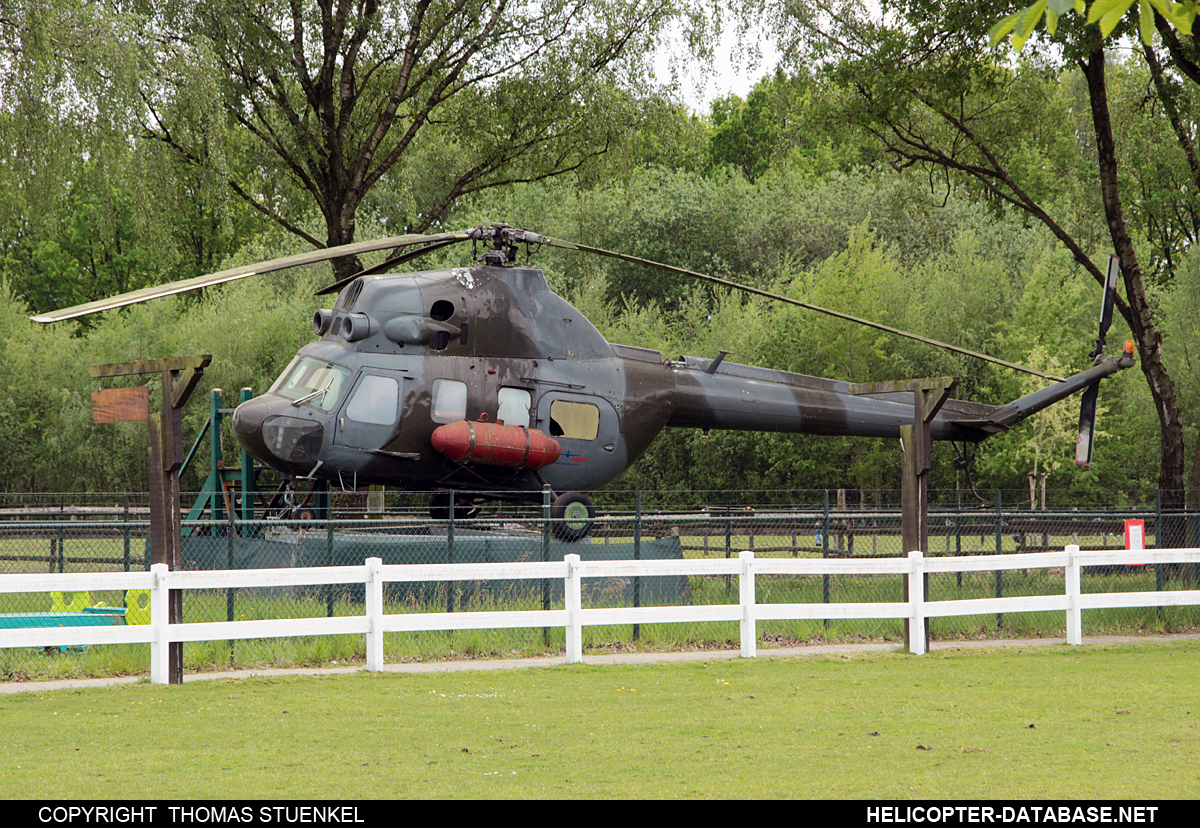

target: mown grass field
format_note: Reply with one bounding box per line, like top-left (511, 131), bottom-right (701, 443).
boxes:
top-left (1, 641), bottom-right (1197, 799)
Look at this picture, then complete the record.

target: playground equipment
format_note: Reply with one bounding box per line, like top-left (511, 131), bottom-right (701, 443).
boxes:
top-left (0, 589), bottom-right (149, 652)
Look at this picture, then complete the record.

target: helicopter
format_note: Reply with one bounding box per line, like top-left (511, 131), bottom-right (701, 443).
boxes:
top-left (34, 223), bottom-right (1135, 540)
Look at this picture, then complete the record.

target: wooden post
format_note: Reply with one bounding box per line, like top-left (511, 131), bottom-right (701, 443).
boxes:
top-left (90, 355), bottom-right (212, 685)
top-left (849, 377), bottom-right (958, 653)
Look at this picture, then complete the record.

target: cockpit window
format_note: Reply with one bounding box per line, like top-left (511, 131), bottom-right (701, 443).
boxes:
top-left (345, 375), bottom-right (400, 426)
top-left (270, 357), bottom-right (350, 412)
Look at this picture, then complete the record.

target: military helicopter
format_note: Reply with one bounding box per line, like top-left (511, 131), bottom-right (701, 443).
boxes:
top-left (34, 223), bottom-right (1134, 540)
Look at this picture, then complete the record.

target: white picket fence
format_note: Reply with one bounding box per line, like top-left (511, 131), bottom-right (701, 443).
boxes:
top-left (2, 545), bottom-right (1199, 684)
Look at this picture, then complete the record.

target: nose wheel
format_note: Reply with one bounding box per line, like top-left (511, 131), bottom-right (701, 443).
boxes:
top-left (551, 491), bottom-right (595, 541)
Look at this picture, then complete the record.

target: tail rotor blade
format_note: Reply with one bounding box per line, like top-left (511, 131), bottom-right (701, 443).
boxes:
top-left (1075, 381), bottom-right (1100, 467)
top-left (1093, 254), bottom-right (1119, 357)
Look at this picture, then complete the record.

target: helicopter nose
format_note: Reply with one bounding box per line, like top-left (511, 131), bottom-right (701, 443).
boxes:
top-left (232, 396), bottom-right (325, 468)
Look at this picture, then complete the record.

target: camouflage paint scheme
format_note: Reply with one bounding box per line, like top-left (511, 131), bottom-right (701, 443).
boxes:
top-left (231, 264), bottom-right (1133, 500)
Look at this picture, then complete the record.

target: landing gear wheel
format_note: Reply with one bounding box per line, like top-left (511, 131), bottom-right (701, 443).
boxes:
top-left (551, 491), bottom-right (595, 541)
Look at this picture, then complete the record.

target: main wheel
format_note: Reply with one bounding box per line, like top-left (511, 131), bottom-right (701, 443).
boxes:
top-left (551, 491), bottom-right (595, 541)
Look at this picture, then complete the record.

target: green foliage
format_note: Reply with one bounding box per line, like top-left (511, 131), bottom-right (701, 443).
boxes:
top-left (706, 68), bottom-right (879, 180)
top-left (992, 0), bottom-right (1195, 49)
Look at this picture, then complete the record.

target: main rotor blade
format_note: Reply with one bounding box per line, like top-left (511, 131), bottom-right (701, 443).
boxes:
top-left (539, 236), bottom-right (1067, 382)
top-left (314, 237), bottom-right (465, 297)
top-left (31, 231), bottom-right (470, 323)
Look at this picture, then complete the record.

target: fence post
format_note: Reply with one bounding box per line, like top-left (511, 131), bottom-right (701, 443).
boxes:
top-left (822, 490), bottom-right (831, 628)
top-left (724, 506), bottom-right (732, 595)
top-left (227, 505), bottom-right (236, 660)
top-left (150, 563), bottom-right (170, 685)
top-left (908, 550), bottom-right (926, 655)
top-left (325, 523), bottom-right (335, 617)
top-left (447, 491), bottom-right (455, 614)
top-left (995, 489), bottom-right (1004, 629)
top-left (739, 550), bottom-right (757, 658)
top-left (1065, 544), bottom-right (1082, 646)
top-left (123, 494), bottom-right (131, 572)
top-left (365, 557), bottom-right (384, 671)
top-left (565, 554), bottom-right (582, 664)
top-left (1154, 491), bottom-right (1163, 610)
top-left (542, 485), bottom-right (551, 647)
top-left (633, 491), bottom-right (641, 642)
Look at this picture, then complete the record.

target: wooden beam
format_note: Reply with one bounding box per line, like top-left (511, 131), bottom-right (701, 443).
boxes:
top-left (87, 354), bottom-right (212, 379)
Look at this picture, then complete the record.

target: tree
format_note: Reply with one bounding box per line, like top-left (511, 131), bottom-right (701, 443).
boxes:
top-left (0, 2), bottom-right (265, 311)
top-left (771, 1), bottom-right (1189, 524)
top-left (706, 67), bottom-right (880, 180)
top-left (129, 1), bottom-right (715, 282)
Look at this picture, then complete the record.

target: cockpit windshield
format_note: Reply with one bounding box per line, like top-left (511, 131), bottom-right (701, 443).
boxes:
top-left (270, 357), bottom-right (350, 412)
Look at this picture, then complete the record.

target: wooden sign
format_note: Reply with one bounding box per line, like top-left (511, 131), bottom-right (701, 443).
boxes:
top-left (92, 386), bottom-right (150, 423)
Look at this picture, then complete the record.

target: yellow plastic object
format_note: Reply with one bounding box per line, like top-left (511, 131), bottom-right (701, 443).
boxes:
top-left (50, 591), bottom-right (89, 613)
top-left (124, 590), bottom-right (151, 625)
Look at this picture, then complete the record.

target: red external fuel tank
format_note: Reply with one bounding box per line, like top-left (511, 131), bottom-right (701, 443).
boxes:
top-left (430, 420), bottom-right (561, 470)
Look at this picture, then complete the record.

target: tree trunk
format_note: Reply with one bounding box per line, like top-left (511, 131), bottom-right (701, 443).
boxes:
top-left (1081, 48), bottom-right (1187, 530)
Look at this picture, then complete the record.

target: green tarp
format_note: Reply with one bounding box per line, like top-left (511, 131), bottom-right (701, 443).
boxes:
top-left (173, 529), bottom-right (690, 605)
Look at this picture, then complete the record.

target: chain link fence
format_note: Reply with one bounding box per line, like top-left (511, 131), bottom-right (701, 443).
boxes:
top-left (2, 490), bottom-right (1198, 678)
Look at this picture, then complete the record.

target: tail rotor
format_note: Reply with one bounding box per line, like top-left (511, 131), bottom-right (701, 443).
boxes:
top-left (1076, 254), bottom-right (1121, 467)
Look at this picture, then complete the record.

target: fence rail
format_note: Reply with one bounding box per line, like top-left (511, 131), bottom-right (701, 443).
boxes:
top-left (3, 545), bottom-right (1198, 684)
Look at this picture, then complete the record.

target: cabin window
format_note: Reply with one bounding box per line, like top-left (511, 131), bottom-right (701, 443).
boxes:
top-left (431, 379), bottom-right (467, 423)
top-left (497, 388), bottom-right (531, 427)
top-left (345, 375), bottom-right (400, 426)
top-left (270, 357), bottom-right (350, 412)
top-left (549, 400), bottom-right (599, 440)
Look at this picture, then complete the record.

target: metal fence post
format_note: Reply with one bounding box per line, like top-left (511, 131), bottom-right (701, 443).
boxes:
top-left (954, 512), bottom-right (962, 589)
top-left (226, 505), bottom-right (236, 660)
top-left (739, 550), bottom-right (757, 658)
top-left (565, 554), bottom-right (582, 663)
top-left (822, 489), bottom-right (831, 628)
top-left (447, 491), bottom-right (455, 615)
top-left (908, 550), bottom-right (926, 655)
top-left (325, 522), bottom-right (335, 617)
top-left (542, 485), bottom-right (551, 647)
top-left (724, 505), bottom-right (732, 595)
top-left (1155, 491), bottom-right (1163, 608)
top-left (994, 489), bottom-right (1003, 629)
top-left (633, 491), bottom-right (641, 642)
top-left (123, 494), bottom-right (131, 572)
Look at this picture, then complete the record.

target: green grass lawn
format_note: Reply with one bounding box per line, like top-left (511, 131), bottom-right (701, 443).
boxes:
top-left (1, 640), bottom-right (1197, 799)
